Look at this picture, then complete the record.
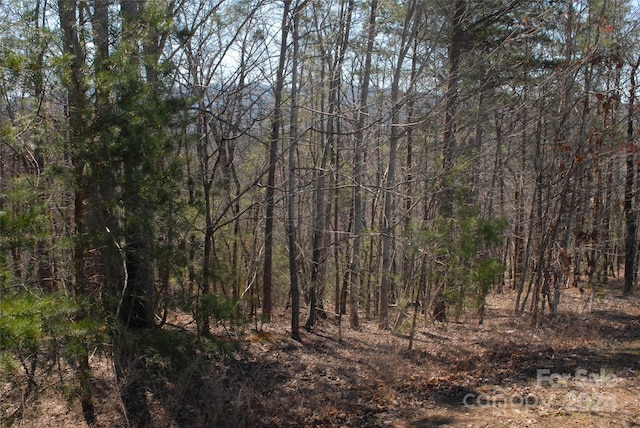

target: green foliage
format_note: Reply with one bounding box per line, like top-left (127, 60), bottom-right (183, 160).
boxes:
top-left (5, 50), bottom-right (27, 77)
top-left (0, 175), bottom-right (56, 290)
top-left (197, 293), bottom-right (244, 328)
top-left (0, 292), bottom-right (100, 374)
top-left (0, 263), bottom-right (11, 289)
top-left (418, 201), bottom-right (507, 321)
top-left (115, 327), bottom-right (196, 374)
top-left (0, 176), bottom-right (49, 245)
top-left (0, 352), bottom-right (19, 375)
top-left (113, 323), bottom-right (241, 380)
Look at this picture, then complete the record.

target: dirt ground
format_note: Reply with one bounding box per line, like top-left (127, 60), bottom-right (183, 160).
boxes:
top-left (4, 285), bottom-right (640, 427)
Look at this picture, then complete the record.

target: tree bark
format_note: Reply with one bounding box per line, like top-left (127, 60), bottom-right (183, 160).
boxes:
top-left (624, 56), bottom-right (640, 296)
top-left (306, 0), bottom-right (354, 330)
top-left (379, 0), bottom-right (420, 330)
top-left (349, 0), bottom-right (377, 331)
top-left (440, 0), bottom-right (465, 218)
top-left (288, 1), bottom-right (304, 341)
top-left (57, 0), bottom-right (95, 423)
top-left (263, 0), bottom-right (291, 323)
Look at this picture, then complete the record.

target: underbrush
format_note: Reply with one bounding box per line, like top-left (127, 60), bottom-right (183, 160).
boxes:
top-left (0, 306), bottom-right (258, 428)
top-left (2, 285), bottom-right (639, 427)
top-left (112, 325), bottom-right (257, 428)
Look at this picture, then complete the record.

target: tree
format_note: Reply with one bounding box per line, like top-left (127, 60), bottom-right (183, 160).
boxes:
top-left (440, 0), bottom-right (465, 206)
top-left (348, 0), bottom-right (378, 331)
top-left (263, 0), bottom-right (292, 323)
top-left (379, 1), bottom-right (422, 330)
top-left (113, 0), bottom-right (185, 328)
top-left (305, 0), bottom-right (355, 330)
top-left (57, 0), bottom-right (97, 421)
top-left (624, 55), bottom-right (640, 296)
top-left (287, 0), bottom-right (307, 341)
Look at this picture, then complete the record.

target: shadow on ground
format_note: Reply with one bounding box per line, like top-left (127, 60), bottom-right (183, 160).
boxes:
top-left (101, 299), bottom-right (640, 427)
top-left (412, 415), bottom-right (457, 427)
top-left (111, 327), bottom-right (274, 428)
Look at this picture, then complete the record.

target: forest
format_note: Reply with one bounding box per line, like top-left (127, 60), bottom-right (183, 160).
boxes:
top-left (1, 0), bottom-right (640, 426)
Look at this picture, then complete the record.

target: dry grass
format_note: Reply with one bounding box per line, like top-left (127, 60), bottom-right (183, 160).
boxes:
top-left (2, 284), bottom-right (640, 427)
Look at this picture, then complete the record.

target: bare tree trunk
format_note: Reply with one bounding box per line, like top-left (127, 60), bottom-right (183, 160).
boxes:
top-left (57, 0), bottom-right (95, 423)
top-left (263, 0), bottom-right (292, 323)
top-left (348, 0), bottom-right (377, 331)
top-left (624, 56), bottom-right (640, 295)
top-left (307, 107), bottom-right (329, 327)
top-left (394, 32), bottom-right (421, 333)
top-left (440, 0), bottom-right (465, 218)
top-left (288, 1), bottom-right (304, 341)
top-left (201, 133), bottom-right (214, 333)
top-left (430, 0), bottom-right (465, 322)
top-left (380, 0), bottom-right (420, 330)
top-left (306, 0), bottom-right (354, 330)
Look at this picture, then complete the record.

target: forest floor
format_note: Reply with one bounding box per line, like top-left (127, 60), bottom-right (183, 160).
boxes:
top-left (4, 283), bottom-right (640, 427)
